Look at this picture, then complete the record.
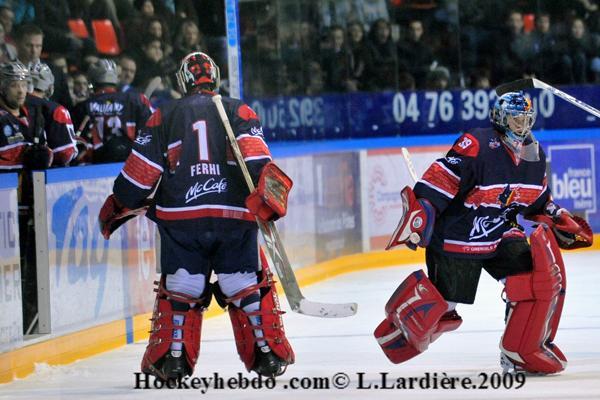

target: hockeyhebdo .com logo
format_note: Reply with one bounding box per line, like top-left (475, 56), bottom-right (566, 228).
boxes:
top-left (548, 145), bottom-right (596, 213)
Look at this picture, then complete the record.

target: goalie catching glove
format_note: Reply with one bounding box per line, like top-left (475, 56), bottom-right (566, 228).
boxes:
top-left (245, 162), bottom-right (293, 222)
top-left (98, 194), bottom-right (149, 239)
top-left (527, 201), bottom-right (593, 249)
top-left (386, 186), bottom-right (435, 250)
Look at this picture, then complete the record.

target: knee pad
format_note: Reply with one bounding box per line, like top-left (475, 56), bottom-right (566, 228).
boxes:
top-left (214, 249), bottom-right (294, 373)
top-left (141, 276), bottom-right (211, 379)
top-left (374, 270), bottom-right (462, 364)
top-left (501, 224), bottom-right (566, 374)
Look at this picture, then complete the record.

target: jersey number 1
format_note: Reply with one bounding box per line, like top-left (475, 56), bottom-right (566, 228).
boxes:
top-left (193, 120), bottom-right (209, 161)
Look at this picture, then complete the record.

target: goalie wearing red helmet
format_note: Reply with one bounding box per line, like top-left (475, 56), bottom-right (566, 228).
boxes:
top-left (375, 91), bottom-right (592, 374)
top-left (98, 52), bottom-right (294, 380)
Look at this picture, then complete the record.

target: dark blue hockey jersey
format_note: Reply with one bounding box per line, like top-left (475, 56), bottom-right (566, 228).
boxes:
top-left (25, 94), bottom-right (77, 166)
top-left (113, 92), bottom-right (271, 230)
top-left (83, 88), bottom-right (153, 150)
top-left (414, 128), bottom-right (550, 258)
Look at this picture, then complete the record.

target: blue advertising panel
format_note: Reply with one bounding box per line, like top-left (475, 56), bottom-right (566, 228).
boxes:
top-left (545, 143), bottom-right (597, 229)
top-left (249, 85), bottom-right (600, 141)
top-left (43, 165), bottom-right (157, 336)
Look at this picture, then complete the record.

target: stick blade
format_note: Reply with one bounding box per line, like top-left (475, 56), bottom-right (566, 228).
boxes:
top-left (295, 298), bottom-right (358, 318)
top-left (495, 79), bottom-right (535, 96)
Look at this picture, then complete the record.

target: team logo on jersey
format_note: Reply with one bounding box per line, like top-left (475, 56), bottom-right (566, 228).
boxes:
top-left (250, 126), bottom-right (264, 137)
top-left (134, 134), bottom-right (152, 146)
top-left (469, 215), bottom-right (505, 239)
top-left (185, 178), bottom-right (228, 203)
top-left (489, 137), bottom-right (501, 149)
top-left (498, 185), bottom-right (516, 207)
top-left (3, 125), bottom-right (13, 137)
top-left (445, 156), bottom-right (461, 165)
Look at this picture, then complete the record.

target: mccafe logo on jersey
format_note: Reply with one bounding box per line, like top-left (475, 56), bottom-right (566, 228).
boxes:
top-left (185, 178), bottom-right (228, 203)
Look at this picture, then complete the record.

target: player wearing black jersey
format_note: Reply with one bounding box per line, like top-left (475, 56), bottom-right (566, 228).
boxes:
top-left (98, 52), bottom-right (294, 380)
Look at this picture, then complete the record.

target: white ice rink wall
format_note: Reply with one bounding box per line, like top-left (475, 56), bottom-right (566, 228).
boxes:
top-left (1, 129), bottom-right (599, 383)
top-left (0, 173), bottom-right (22, 353)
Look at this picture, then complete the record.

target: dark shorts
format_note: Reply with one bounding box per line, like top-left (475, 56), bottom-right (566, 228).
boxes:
top-left (158, 226), bottom-right (259, 275)
top-left (426, 239), bottom-right (533, 304)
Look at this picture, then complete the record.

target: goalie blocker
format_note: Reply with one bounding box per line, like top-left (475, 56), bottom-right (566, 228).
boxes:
top-left (245, 162), bottom-right (293, 222)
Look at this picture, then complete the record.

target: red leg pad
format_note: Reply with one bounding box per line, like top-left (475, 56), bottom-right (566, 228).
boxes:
top-left (228, 249), bottom-right (295, 372)
top-left (501, 225), bottom-right (566, 374)
top-left (384, 270), bottom-right (449, 352)
top-left (141, 280), bottom-right (205, 377)
top-left (374, 319), bottom-right (421, 364)
top-left (374, 270), bottom-right (454, 363)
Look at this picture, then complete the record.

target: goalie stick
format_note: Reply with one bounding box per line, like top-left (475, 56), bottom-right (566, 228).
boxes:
top-left (211, 95), bottom-right (358, 318)
top-left (495, 78), bottom-right (600, 119)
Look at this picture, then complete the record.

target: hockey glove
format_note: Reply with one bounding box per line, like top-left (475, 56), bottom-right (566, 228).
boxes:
top-left (386, 186), bottom-right (435, 251)
top-left (245, 162), bottom-right (293, 222)
top-left (23, 143), bottom-right (53, 170)
top-left (99, 194), bottom-right (148, 239)
top-left (527, 201), bottom-right (593, 249)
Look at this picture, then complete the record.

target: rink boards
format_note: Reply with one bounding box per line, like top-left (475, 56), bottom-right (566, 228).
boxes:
top-left (1, 128), bottom-right (600, 383)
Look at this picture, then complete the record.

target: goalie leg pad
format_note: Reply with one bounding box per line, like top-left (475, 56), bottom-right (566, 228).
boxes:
top-left (217, 249), bottom-right (294, 373)
top-left (141, 278), bottom-right (209, 379)
top-left (501, 224), bottom-right (566, 374)
top-left (375, 309), bottom-right (462, 364)
top-left (374, 270), bottom-right (459, 363)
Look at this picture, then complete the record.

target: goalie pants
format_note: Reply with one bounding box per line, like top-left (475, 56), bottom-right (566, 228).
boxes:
top-left (158, 225), bottom-right (259, 275)
top-left (426, 239), bottom-right (532, 304)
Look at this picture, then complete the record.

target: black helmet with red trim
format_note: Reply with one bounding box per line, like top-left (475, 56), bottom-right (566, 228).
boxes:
top-left (175, 51), bottom-right (220, 94)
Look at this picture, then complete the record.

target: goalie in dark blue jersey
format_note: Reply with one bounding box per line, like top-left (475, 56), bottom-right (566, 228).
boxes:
top-left (98, 52), bottom-right (294, 380)
top-left (375, 91), bottom-right (592, 374)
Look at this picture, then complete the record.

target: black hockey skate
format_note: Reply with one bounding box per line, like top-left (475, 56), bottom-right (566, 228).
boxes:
top-left (253, 346), bottom-right (288, 377)
top-left (150, 350), bottom-right (192, 381)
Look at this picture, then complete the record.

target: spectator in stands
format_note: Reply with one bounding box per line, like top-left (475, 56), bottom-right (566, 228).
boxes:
top-left (172, 19), bottom-right (206, 63)
top-left (425, 65), bottom-right (450, 90)
top-left (143, 17), bottom-right (172, 58)
top-left (70, 71), bottom-right (90, 107)
top-left (347, 21), bottom-right (373, 91)
top-left (529, 12), bottom-right (563, 83)
top-left (322, 25), bottom-right (354, 92)
top-left (397, 71), bottom-right (416, 91)
top-left (0, 5), bottom-right (14, 44)
top-left (125, 0), bottom-right (167, 50)
top-left (14, 23), bottom-right (42, 66)
top-left (14, 24), bottom-right (72, 107)
top-left (0, 20), bottom-right (16, 62)
top-left (367, 18), bottom-right (398, 91)
top-left (397, 19), bottom-right (435, 88)
top-left (31, 0), bottom-right (89, 58)
top-left (560, 17), bottom-right (599, 83)
top-left (132, 37), bottom-right (177, 98)
top-left (48, 53), bottom-right (68, 75)
top-left (469, 68), bottom-right (491, 89)
top-left (0, 1), bottom-right (34, 25)
top-left (491, 10), bottom-right (534, 84)
top-left (117, 54), bottom-right (138, 92)
top-left (305, 60), bottom-right (325, 95)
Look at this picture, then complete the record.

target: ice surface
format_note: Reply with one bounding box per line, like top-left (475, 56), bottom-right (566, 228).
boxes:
top-left (2, 251), bottom-right (599, 399)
